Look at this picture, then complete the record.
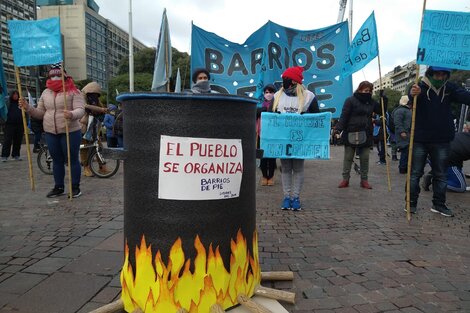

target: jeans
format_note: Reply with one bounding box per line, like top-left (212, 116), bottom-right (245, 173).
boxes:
top-left (409, 142), bottom-right (450, 208)
top-left (399, 145), bottom-right (409, 171)
top-left (342, 145), bottom-right (370, 181)
top-left (45, 130), bottom-right (82, 188)
top-left (280, 159), bottom-right (304, 198)
top-left (376, 140), bottom-right (386, 162)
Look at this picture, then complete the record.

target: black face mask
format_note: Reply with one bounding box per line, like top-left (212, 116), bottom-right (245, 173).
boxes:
top-left (86, 93), bottom-right (100, 105)
top-left (282, 78), bottom-right (293, 90)
top-left (354, 92), bottom-right (372, 103)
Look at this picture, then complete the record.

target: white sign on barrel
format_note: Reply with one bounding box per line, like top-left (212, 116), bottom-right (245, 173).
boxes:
top-left (158, 135), bottom-right (243, 200)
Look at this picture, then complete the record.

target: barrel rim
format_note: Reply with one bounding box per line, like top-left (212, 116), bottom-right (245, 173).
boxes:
top-left (116, 92), bottom-right (259, 104)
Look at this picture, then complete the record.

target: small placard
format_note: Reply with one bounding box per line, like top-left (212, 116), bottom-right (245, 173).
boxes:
top-left (158, 135), bottom-right (243, 200)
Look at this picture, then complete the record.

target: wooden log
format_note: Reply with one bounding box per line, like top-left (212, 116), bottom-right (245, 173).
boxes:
top-left (254, 285), bottom-right (296, 304)
top-left (88, 299), bottom-right (124, 313)
top-left (210, 303), bottom-right (226, 313)
top-left (261, 271), bottom-right (294, 281)
top-left (237, 294), bottom-right (272, 313)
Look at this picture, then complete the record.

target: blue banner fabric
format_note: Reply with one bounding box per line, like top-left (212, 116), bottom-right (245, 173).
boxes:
top-left (260, 112), bottom-right (332, 159)
top-left (151, 9), bottom-right (172, 91)
top-left (341, 11), bottom-right (379, 79)
top-left (0, 55), bottom-right (8, 120)
top-left (7, 17), bottom-right (63, 67)
top-left (191, 21), bottom-right (352, 118)
top-left (416, 10), bottom-right (470, 70)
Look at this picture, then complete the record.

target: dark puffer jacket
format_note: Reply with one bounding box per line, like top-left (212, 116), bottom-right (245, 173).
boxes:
top-left (336, 93), bottom-right (379, 147)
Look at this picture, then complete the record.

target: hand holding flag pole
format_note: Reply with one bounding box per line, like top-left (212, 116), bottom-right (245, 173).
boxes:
top-left (406, 0), bottom-right (428, 222)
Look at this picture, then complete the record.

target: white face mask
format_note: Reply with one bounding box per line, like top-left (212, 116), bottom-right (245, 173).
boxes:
top-left (50, 76), bottom-right (61, 81)
top-left (264, 93), bottom-right (274, 101)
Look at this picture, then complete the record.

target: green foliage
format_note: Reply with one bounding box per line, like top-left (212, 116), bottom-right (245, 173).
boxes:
top-left (107, 73), bottom-right (153, 103)
top-left (75, 78), bottom-right (93, 90)
top-left (449, 70), bottom-right (470, 88)
top-left (373, 88), bottom-right (402, 112)
top-left (116, 47), bottom-right (191, 91)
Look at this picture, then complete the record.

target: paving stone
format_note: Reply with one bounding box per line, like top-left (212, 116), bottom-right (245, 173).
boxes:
top-left (23, 257), bottom-right (70, 274)
top-left (7, 272), bottom-right (110, 313)
top-left (70, 236), bottom-right (105, 247)
top-left (0, 273), bottom-right (46, 294)
top-left (61, 250), bottom-right (122, 275)
top-left (50, 246), bottom-right (90, 259)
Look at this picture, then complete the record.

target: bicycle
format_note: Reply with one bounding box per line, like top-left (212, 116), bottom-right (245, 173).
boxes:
top-left (37, 137), bottom-right (120, 178)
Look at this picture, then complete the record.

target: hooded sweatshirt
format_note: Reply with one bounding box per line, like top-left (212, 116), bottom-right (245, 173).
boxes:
top-left (411, 76), bottom-right (470, 143)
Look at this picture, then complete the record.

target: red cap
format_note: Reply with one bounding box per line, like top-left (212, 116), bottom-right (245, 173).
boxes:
top-left (282, 66), bottom-right (304, 84)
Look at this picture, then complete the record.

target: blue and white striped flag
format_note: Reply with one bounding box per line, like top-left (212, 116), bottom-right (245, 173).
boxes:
top-left (0, 55), bottom-right (7, 120)
top-left (7, 17), bottom-right (63, 67)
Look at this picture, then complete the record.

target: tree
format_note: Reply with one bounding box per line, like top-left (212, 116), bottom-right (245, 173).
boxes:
top-left (373, 88), bottom-right (402, 111)
top-left (116, 47), bottom-right (191, 91)
top-left (108, 73), bottom-right (153, 103)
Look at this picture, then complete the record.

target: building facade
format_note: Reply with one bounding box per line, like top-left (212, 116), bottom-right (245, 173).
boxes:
top-left (0, 0), bottom-right (39, 97)
top-left (38, 0), bottom-right (147, 93)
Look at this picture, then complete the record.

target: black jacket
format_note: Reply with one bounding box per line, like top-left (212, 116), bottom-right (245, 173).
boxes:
top-left (336, 93), bottom-right (379, 147)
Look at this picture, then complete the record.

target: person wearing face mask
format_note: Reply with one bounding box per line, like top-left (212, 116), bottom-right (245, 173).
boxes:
top-left (80, 81), bottom-right (108, 177)
top-left (256, 84), bottom-right (277, 186)
top-left (18, 63), bottom-right (85, 198)
top-left (407, 66), bottom-right (470, 217)
top-left (335, 81), bottom-right (380, 190)
top-left (190, 68), bottom-right (217, 93)
top-left (269, 66), bottom-right (319, 211)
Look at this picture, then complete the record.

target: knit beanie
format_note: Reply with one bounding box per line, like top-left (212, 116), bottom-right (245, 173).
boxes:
top-left (282, 66), bottom-right (304, 84)
top-left (48, 62), bottom-right (67, 78)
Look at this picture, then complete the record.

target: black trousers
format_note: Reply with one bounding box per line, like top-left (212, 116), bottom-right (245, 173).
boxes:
top-left (260, 158), bottom-right (276, 179)
top-left (1, 123), bottom-right (24, 158)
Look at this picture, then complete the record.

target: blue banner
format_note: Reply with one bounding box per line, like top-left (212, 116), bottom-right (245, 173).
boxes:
top-left (416, 10), bottom-right (470, 70)
top-left (0, 55), bottom-right (7, 120)
top-left (151, 9), bottom-right (172, 91)
top-left (260, 112), bottom-right (332, 159)
top-left (7, 17), bottom-right (63, 67)
top-left (341, 11), bottom-right (378, 79)
top-left (191, 21), bottom-right (352, 118)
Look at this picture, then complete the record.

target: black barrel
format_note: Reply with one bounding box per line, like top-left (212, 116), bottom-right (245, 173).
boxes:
top-left (116, 92), bottom-right (259, 312)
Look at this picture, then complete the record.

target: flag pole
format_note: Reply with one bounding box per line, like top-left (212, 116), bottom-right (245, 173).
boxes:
top-left (128, 0), bottom-right (134, 92)
top-left (14, 67), bottom-right (35, 191)
top-left (406, 0), bottom-right (427, 222)
top-left (164, 10), bottom-right (170, 92)
top-left (60, 62), bottom-right (73, 200)
top-left (377, 55), bottom-right (391, 192)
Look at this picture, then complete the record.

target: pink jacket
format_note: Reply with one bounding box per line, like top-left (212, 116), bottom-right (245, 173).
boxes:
top-left (27, 89), bottom-right (85, 135)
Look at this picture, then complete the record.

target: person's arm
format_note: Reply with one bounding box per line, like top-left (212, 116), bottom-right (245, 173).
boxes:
top-left (394, 109), bottom-right (406, 137)
top-left (306, 96), bottom-right (320, 114)
top-left (85, 103), bottom-right (107, 114)
top-left (448, 82), bottom-right (470, 105)
top-left (69, 93), bottom-right (86, 120)
top-left (335, 98), bottom-right (352, 132)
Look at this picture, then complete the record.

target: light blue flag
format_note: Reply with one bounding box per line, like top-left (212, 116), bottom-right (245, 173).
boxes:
top-left (416, 10), bottom-right (470, 70)
top-left (0, 55), bottom-right (8, 120)
top-left (260, 112), bottom-right (332, 159)
top-left (341, 11), bottom-right (378, 79)
top-left (191, 21), bottom-right (352, 118)
top-left (174, 68), bottom-right (181, 92)
top-left (152, 9), bottom-right (172, 91)
top-left (7, 17), bottom-right (63, 67)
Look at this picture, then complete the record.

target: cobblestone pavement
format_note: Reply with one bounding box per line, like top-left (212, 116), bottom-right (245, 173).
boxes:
top-left (0, 145), bottom-right (469, 313)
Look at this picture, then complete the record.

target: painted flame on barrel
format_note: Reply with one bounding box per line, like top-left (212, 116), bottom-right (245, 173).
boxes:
top-left (120, 230), bottom-right (260, 312)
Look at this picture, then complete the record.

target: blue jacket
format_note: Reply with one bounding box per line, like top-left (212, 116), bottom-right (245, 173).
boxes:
top-left (103, 113), bottom-right (116, 137)
top-left (411, 77), bottom-right (470, 143)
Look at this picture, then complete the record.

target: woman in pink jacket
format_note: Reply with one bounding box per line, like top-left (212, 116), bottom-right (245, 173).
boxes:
top-left (19, 64), bottom-right (85, 198)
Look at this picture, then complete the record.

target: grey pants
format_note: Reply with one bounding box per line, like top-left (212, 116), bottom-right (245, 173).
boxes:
top-left (280, 159), bottom-right (305, 198)
top-left (342, 145), bottom-right (370, 181)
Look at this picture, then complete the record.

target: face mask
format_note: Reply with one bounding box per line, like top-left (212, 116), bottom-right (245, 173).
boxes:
top-left (429, 77), bottom-right (445, 89)
top-left (196, 79), bottom-right (208, 85)
top-left (282, 78), bottom-right (293, 90)
top-left (50, 76), bottom-right (61, 81)
top-left (87, 93), bottom-right (100, 105)
top-left (264, 93), bottom-right (274, 101)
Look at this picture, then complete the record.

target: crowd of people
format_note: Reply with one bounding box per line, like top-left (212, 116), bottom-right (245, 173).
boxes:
top-left (1, 63), bottom-right (469, 215)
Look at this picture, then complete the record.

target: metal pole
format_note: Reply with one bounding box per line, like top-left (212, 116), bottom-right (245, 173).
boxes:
top-left (349, 0), bottom-right (353, 40)
top-left (128, 0), bottom-right (134, 92)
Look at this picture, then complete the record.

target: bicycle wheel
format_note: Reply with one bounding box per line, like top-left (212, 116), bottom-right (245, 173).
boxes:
top-left (88, 148), bottom-right (120, 178)
top-left (37, 147), bottom-right (53, 175)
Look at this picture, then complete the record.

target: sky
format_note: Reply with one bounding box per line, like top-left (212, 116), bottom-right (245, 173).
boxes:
top-left (93, 0), bottom-right (469, 88)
